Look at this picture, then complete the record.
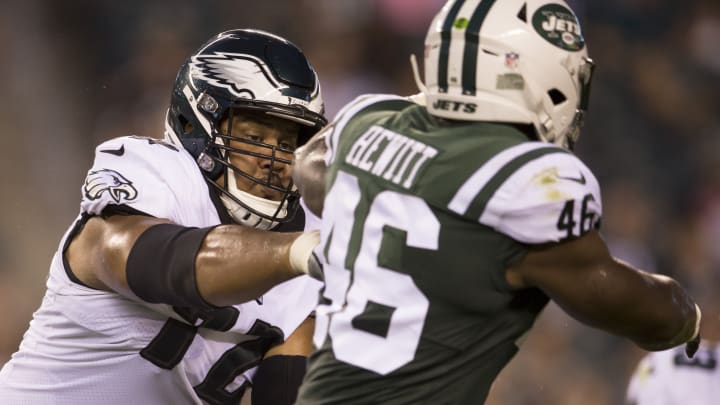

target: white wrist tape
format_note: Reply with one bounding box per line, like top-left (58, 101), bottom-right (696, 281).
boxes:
top-left (690, 304), bottom-right (702, 340)
top-left (289, 230), bottom-right (321, 275)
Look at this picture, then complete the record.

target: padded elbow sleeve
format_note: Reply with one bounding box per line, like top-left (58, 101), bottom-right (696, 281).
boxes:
top-left (251, 355), bottom-right (308, 405)
top-left (126, 223), bottom-right (216, 309)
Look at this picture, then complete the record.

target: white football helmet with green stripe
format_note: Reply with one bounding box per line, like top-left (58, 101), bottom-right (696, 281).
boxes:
top-left (417, 0), bottom-right (595, 149)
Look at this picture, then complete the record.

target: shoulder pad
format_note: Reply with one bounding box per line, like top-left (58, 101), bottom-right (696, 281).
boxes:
top-left (449, 142), bottom-right (601, 243)
top-left (80, 136), bottom-right (215, 226)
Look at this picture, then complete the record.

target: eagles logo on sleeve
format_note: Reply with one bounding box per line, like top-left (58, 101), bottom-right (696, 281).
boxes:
top-left (84, 169), bottom-right (138, 203)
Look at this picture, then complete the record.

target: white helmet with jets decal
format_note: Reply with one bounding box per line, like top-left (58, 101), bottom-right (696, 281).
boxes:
top-left (165, 29), bottom-right (327, 229)
top-left (414, 0), bottom-right (595, 149)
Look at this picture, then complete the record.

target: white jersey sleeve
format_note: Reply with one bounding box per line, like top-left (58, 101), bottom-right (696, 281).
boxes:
top-left (80, 135), bottom-right (218, 227)
top-left (458, 144), bottom-right (602, 243)
top-left (626, 343), bottom-right (720, 405)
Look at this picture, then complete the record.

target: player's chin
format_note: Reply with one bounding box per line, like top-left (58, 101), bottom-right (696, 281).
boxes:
top-left (263, 179), bottom-right (292, 201)
top-left (260, 187), bottom-right (286, 201)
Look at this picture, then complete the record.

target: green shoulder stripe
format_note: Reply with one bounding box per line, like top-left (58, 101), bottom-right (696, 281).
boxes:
top-left (449, 144), bottom-right (569, 220)
top-left (342, 99), bottom-right (415, 133)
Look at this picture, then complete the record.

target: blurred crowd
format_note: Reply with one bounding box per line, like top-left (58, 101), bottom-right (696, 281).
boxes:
top-left (1, 1), bottom-right (718, 404)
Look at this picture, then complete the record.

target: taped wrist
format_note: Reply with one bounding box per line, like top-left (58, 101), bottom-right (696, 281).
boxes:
top-left (126, 223), bottom-right (217, 309)
top-left (658, 303), bottom-right (703, 350)
top-left (251, 355), bottom-right (307, 405)
top-left (288, 230), bottom-right (321, 275)
top-left (690, 304), bottom-right (702, 341)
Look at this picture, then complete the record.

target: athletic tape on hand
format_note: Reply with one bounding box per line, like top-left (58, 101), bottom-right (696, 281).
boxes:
top-left (289, 230), bottom-right (321, 275)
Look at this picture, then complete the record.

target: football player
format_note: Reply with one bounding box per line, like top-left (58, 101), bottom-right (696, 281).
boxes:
top-left (292, 1), bottom-right (702, 404)
top-left (626, 341), bottom-right (719, 405)
top-left (0, 29), bottom-right (325, 405)
top-left (626, 300), bottom-right (720, 405)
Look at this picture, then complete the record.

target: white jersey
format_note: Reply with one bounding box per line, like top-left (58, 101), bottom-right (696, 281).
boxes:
top-left (0, 136), bottom-right (322, 405)
top-left (626, 342), bottom-right (720, 405)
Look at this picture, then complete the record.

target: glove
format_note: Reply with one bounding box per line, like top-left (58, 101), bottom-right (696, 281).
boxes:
top-left (306, 250), bottom-right (324, 281)
top-left (684, 304), bottom-right (702, 358)
top-left (685, 333), bottom-right (701, 358)
top-left (289, 230), bottom-right (323, 280)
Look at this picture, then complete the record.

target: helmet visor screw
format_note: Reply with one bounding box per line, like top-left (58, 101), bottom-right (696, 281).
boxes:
top-left (197, 152), bottom-right (216, 172)
top-left (198, 93), bottom-right (219, 113)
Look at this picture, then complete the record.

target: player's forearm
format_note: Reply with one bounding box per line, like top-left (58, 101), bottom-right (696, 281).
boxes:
top-left (266, 317), bottom-right (315, 357)
top-left (556, 260), bottom-right (699, 351)
top-left (511, 231), bottom-right (700, 352)
top-left (621, 272), bottom-right (700, 351)
top-left (195, 225), bottom-right (306, 307)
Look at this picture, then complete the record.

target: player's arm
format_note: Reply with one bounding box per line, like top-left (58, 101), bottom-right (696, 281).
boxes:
top-left (506, 230), bottom-right (700, 352)
top-left (251, 316), bottom-right (314, 405)
top-left (67, 214), bottom-right (318, 308)
top-left (292, 125), bottom-right (329, 218)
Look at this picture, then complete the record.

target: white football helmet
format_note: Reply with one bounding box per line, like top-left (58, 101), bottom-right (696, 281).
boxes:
top-left (417, 0), bottom-right (595, 149)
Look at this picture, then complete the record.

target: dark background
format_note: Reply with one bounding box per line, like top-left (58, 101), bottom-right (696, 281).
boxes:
top-left (1, 1), bottom-right (718, 403)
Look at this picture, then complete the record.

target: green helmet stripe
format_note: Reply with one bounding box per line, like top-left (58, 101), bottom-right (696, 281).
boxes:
top-left (461, 0), bottom-right (498, 96)
top-left (438, 0), bottom-right (466, 93)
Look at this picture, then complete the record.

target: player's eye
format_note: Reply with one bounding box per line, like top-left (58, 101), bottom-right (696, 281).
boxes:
top-left (242, 133), bottom-right (263, 143)
top-left (279, 141), bottom-right (296, 150)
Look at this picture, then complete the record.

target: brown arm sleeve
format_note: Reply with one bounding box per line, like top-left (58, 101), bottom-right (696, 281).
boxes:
top-left (506, 230), bottom-right (699, 351)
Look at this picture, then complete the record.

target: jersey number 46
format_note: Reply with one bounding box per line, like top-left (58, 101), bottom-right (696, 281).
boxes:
top-left (315, 171), bottom-right (439, 375)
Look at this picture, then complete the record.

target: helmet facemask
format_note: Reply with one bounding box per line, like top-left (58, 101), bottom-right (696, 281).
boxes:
top-left (202, 104), bottom-right (301, 230)
top-left (164, 29), bottom-right (327, 229)
top-left (562, 56), bottom-right (595, 149)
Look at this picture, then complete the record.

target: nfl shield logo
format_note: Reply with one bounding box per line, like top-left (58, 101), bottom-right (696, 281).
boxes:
top-left (505, 52), bottom-right (520, 69)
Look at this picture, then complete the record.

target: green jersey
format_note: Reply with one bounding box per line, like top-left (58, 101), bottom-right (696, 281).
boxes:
top-left (297, 95), bottom-right (602, 404)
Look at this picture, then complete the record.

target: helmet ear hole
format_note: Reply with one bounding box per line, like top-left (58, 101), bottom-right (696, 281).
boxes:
top-left (548, 89), bottom-right (567, 105)
top-left (178, 115), bottom-right (194, 135)
top-left (517, 3), bottom-right (527, 22)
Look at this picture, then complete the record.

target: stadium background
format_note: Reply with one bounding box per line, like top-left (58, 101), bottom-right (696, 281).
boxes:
top-left (1, 1), bottom-right (718, 403)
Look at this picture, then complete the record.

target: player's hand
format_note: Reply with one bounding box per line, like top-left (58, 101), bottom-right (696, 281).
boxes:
top-left (289, 230), bottom-right (322, 277)
top-left (685, 332), bottom-right (701, 358)
top-left (306, 251), bottom-right (324, 281)
top-left (684, 304), bottom-right (702, 358)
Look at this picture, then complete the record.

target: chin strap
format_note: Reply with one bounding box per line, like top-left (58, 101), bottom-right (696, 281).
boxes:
top-left (220, 171), bottom-right (287, 230)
